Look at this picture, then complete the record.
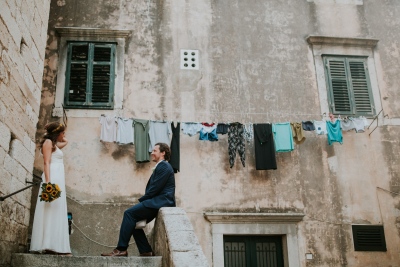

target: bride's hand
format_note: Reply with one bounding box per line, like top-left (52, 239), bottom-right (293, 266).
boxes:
top-left (57, 137), bottom-right (68, 149)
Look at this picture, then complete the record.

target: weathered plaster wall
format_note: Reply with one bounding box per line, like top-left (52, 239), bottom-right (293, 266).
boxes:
top-left (0, 0), bottom-right (51, 266)
top-left (364, 0), bottom-right (400, 117)
top-left (34, 0), bottom-right (400, 266)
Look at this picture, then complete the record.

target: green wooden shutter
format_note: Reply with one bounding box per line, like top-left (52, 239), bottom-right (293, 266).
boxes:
top-left (324, 56), bottom-right (375, 116)
top-left (89, 44), bottom-right (115, 108)
top-left (65, 43), bottom-right (89, 106)
top-left (325, 58), bottom-right (352, 114)
top-left (64, 42), bottom-right (115, 109)
top-left (348, 59), bottom-right (374, 115)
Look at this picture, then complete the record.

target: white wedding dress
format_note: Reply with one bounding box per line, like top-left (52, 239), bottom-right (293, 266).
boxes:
top-left (30, 146), bottom-right (71, 253)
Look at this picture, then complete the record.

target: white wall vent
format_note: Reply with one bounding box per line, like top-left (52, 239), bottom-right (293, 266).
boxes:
top-left (180, 49), bottom-right (199, 70)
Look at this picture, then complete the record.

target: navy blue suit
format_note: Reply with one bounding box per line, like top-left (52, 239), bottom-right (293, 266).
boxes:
top-left (139, 161), bottom-right (176, 209)
top-left (117, 161), bottom-right (175, 254)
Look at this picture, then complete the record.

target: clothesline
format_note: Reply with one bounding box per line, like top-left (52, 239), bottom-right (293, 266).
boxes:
top-left (99, 115), bottom-right (368, 171)
top-left (184, 111), bottom-right (329, 116)
top-left (105, 111), bottom-right (335, 122)
top-left (102, 114), bottom-right (341, 124)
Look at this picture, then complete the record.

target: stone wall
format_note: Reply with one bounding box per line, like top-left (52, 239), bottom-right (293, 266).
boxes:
top-left (0, 0), bottom-right (50, 266)
top-left (153, 208), bottom-right (208, 267)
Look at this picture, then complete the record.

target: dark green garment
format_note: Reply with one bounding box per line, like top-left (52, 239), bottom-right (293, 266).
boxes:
top-left (133, 119), bottom-right (150, 163)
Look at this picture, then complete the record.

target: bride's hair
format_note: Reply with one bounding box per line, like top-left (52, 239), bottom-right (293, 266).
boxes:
top-left (39, 121), bottom-right (66, 150)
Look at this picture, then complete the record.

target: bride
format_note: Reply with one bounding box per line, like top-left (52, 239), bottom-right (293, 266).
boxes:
top-left (30, 122), bottom-right (72, 255)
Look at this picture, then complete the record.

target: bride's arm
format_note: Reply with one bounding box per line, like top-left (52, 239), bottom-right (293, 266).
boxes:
top-left (42, 140), bottom-right (52, 183)
top-left (57, 137), bottom-right (68, 149)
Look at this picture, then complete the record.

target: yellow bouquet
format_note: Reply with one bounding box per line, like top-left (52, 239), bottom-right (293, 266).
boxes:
top-left (39, 182), bottom-right (62, 202)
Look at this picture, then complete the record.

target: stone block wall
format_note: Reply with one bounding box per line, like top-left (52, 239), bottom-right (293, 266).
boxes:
top-left (153, 208), bottom-right (209, 267)
top-left (0, 0), bottom-right (51, 266)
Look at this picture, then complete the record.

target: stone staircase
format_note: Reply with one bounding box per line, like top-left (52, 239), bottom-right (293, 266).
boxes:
top-left (9, 208), bottom-right (209, 267)
top-left (11, 253), bottom-right (162, 267)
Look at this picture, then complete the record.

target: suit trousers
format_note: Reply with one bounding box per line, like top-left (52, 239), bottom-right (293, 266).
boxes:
top-left (116, 202), bottom-right (159, 253)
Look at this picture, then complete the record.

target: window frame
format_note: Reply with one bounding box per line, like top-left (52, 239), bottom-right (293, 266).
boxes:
top-left (204, 212), bottom-right (304, 267)
top-left (323, 55), bottom-right (375, 117)
top-left (64, 41), bottom-right (116, 110)
top-left (53, 28), bottom-right (131, 118)
top-left (306, 36), bottom-right (382, 120)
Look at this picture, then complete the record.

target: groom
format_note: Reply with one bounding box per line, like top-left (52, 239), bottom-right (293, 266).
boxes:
top-left (101, 143), bottom-right (176, 257)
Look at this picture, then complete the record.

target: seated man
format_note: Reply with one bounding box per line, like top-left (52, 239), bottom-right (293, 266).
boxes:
top-left (102, 142), bottom-right (176, 257)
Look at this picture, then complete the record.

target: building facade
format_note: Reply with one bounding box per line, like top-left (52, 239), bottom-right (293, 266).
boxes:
top-left (31, 0), bottom-right (400, 266)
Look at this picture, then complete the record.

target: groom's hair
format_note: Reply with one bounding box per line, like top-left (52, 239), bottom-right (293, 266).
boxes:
top-left (155, 142), bottom-right (171, 161)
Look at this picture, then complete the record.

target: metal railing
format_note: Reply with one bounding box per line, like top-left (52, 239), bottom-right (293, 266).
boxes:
top-left (0, 174), bottom-right (42, 201)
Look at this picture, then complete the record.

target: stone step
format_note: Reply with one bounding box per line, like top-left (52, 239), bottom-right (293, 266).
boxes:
top-left (11, 253), bottom-right (162, 267)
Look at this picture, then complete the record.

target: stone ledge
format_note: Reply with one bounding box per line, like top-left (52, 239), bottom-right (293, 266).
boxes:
top-left (306, 35), bottom-right (379, 48)
top-left (159, 207), bottom-right (186, 215)
top-left (162, 214), bottom-right (195, 232)
top-left (167, 231), bottom-right (201, 251)
top-left (171, 251), bottom-right (209, 267)
top-left (204, 212), bottom-right (305, 224)
top-left (11, 253), bottom-right (162, 267)
top-left (55, 27), bottom-right (131, 40)
top-left (154, 207), bottom-right (209, 267)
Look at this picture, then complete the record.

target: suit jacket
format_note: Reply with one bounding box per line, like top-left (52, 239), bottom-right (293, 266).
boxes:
top-left (138, 160), bottom-right (176, 209)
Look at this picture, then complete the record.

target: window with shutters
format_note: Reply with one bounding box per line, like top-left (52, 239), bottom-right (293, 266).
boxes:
top-left (324, 56), bottom-right (375, 116)
top-left (64, 42), bottom-right (116, 109)
top-left (352, 225), bottom-right (387, 252)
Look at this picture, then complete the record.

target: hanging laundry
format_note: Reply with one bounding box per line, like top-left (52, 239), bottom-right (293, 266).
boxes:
top-left (314, 120), bottom-right (327, 135)
top-left (360, 116), bottom-right (369, 128)
top-left (272, 122), bottom-right (294, 152)
top-left (169, 122), bottom-right (180, 173)
top-left (181, 122), bottom-right (202, 136)
top-left (352, 117), bottom-right (366, 133)
top-left (290, 122), bottom-right (305, 144)
top-left (99, 116), bottom-right (117, 143)
top-left (228, 123), bottom-right (245, 168)
top-left (329, 113), bottom-right (336, 123)
top-left (116, 117), bottom-right (134, 145)
top-left (340, 118), bottom-right (356, 131)
top-left (199, 123), bottom-right (218, 141)
top-left (326, 120), bottom-right (343, 145)
top-left (243, 123), bottom-right (254, 143)
top-left (133, 119), bottom-right (150, 163)
top-left (148, 121), bottom-right (172, 152)
top-left (302, 121), bottom-right (315, 131)
top-left (216, 123), bottom-right (229, 135)
top-left (253, 123), bottom-right (277, 170)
